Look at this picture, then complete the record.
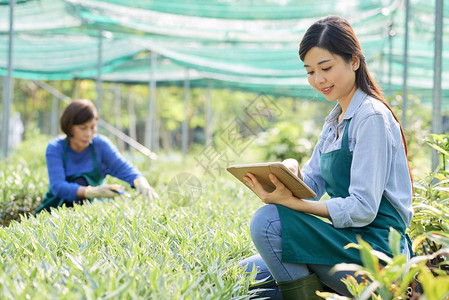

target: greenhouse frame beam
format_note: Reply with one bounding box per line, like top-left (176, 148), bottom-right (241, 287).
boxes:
top-left (387, 21), bottom-right (393, 96)
top-left (182, 68), bottom-right (190, 156)
top-left (96, 25), bottom-right (103, 114)
top-left (1, 0), bottom-right (14, 159)
top-left (402, 0), bottom-right (409, 132)
top-left (205, 79), bottom-right (213, 145)
top-left (51, 90), bottom-right (58, 136)
top-left (432, 0), bottom-right (444, 171)
top-left (146, 52), bottom-right (157, 151)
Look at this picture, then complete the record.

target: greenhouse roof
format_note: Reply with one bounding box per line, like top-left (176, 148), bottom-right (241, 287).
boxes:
top-left (0, 0), bottom-right (449, 104)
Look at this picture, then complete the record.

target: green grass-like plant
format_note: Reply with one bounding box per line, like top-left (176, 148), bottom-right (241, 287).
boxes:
top-left (0, 177), bottom-right (262, 299)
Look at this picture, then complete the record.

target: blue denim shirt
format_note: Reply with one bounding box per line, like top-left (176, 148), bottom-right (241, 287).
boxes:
top-left (301, 88), bottom-right (413, 228)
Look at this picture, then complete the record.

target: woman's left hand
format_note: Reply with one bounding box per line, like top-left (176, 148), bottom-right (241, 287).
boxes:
top-left (244, 172), bottom-right (293, 205)
top-left (134, 176), bottom-right (160, 201)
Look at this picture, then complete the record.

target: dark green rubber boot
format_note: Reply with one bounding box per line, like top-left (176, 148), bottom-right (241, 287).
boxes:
top-left (277, 273), bottom-right (323, 300)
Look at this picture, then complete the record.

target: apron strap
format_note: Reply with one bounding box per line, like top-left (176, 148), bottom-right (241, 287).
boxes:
top-left (63, 137), bottom-right (98, 171)
top-left (341, 119), bottom-right (351, 150)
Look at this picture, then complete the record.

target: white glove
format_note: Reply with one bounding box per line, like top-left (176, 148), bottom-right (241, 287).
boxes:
top-left (134, 176), bottom-right (159, 201)
top-left (85, 184), bottom-right (119, 199)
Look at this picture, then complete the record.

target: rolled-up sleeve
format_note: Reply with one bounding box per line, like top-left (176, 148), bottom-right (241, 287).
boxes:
top-left (326, 113), bottom-right (394, 228)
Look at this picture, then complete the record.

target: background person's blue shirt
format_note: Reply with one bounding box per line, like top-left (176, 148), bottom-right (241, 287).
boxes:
top-left (46, 134), bottom-right (142, 201)
top-left (301, 88), bottom-right (413, 228)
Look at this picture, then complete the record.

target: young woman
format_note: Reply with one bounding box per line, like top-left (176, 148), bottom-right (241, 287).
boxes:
top-left (240, 16), bottom-right (413, 299)
top-left (36, 99), bottom-right (158, 214)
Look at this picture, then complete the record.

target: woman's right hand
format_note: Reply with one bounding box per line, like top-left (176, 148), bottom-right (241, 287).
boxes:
top-left (282, 158), bottom-right (302, 179)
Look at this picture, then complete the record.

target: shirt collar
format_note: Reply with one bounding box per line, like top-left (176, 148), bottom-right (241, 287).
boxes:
top-left (324, 88), bottom-right (367, 126)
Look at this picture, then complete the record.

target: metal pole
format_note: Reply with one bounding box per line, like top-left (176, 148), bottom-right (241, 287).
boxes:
top-left (182, 69), bottom-right (190, 156)
top-left (128, 90), bottom-right (137, 141)
top-left (205, 79), bottom-right (213, 145)
top-left (387, 22), bottom-right (394, 96)
top-left (1, 0), bottom-right (14, 159)
top-left (402, 0), bottom-right (409, 133)
top-left (96, 25), bottom-right (103, 115)
top-left (113, 84), bottom-right (125, 152)
top-left (432, 0), bottom-right (444, 171)
top-left (146, 52), bottom-right (157, 150)
top-left (51, 91), bottom-right (58, 136)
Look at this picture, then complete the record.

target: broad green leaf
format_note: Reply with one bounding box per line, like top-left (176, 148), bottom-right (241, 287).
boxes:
top-left (388, 228), bottom-right (401, 257)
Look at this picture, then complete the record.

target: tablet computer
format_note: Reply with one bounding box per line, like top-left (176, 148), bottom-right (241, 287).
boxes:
top-left (226, 162), bottom-right (316, 199)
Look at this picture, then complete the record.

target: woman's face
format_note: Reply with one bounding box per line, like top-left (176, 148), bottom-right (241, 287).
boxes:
top-left (303, 47), bottom-right (358, 108)
top-left (69, 118), bottom-right (97, 152)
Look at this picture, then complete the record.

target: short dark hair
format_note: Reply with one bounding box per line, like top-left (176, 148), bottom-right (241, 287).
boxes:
top-left (60, 99), bottom-right (98, 137)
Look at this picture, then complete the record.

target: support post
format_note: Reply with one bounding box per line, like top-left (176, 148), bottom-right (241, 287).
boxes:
top-left (114, 84), bottom-right (125, 151)
top-left (431, 0), bottom-right (444, 171)
top-left (96, 25), bottom-right (103, 115)
top-left (51, 90), bottom-right (58, 136)
top-left (1, 0), bottom-right (14, 159)
top-left (205, 79), bottom-right (213, 145)
top-left (146, 52), bottom-right (157, 151)
top-left (387, 22), bottom-right (394, 96)
top-left (182, 69), bottom-right (190, 156)
top-left (128, 90), bottom-right (137, 141)
top-left (401, 0), bottom-right (409, 133)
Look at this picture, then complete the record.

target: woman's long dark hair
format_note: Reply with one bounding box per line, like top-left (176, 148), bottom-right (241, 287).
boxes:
top-left (299, 16), bottom-right (412, 183)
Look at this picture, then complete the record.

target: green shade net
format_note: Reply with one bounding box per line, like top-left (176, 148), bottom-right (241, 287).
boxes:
top-left (0, 31), bottom-right (148, 80)
top-left (0, 0), bottom-right (449, 107)
top-left (0, 0), bottom-right (80, 31)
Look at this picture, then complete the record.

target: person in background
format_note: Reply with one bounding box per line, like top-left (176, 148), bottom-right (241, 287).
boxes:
top-left (240, 16), bottom-right (413, 299)
top-left (36, 99), bottom-right (158, 214)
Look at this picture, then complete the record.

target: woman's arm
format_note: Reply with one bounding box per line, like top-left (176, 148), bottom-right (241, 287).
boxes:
top-left (96, 135), bottom-right (142, 185)
top-left (76, 186), bottom-right (87, 198)
top-left (46, 139), bottom-right (80, 200)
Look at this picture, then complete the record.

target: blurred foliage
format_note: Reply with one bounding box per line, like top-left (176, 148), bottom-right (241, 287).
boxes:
top-left (389, 92), bottom-right (433, 175)
top-left (0, 128), bottom-right (50, 226)
top-left (411, 134), bottom-right (449, 272)
top-left (256, 121), bottom-right (314, 163)
top-left (253, 98), bottom-right (329, 163)
top-left (319, 230), bottom-right (449, 300)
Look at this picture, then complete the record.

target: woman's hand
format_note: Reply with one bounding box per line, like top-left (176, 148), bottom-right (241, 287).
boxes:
top-left (84, 184), bottom-right (120, 199)
top-left (134, 176), bottom-right (160, 201)
top-left (282, 158), bottom-right (302, 179)
top-left (243, 172), bottom-right (294, 205)
top-left (244, 172), bottom-right (330, 218)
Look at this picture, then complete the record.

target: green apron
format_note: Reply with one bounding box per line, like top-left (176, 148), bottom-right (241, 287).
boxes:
top-left (277, 119), bottom-right (409, 265)
top-left (36, 139), bottom-right (103, 214)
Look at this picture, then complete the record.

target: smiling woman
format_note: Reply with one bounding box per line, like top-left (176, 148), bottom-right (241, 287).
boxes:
top-left (239, 16), bottom-right (414, 300)
top-left (35, 99), bottom-right (159, 214)
top-left (304, 47), bottom-right (358, 122)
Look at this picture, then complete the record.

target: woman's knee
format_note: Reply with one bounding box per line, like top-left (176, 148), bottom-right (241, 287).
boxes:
top-left (249, 204), bottom-right (280, 242)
